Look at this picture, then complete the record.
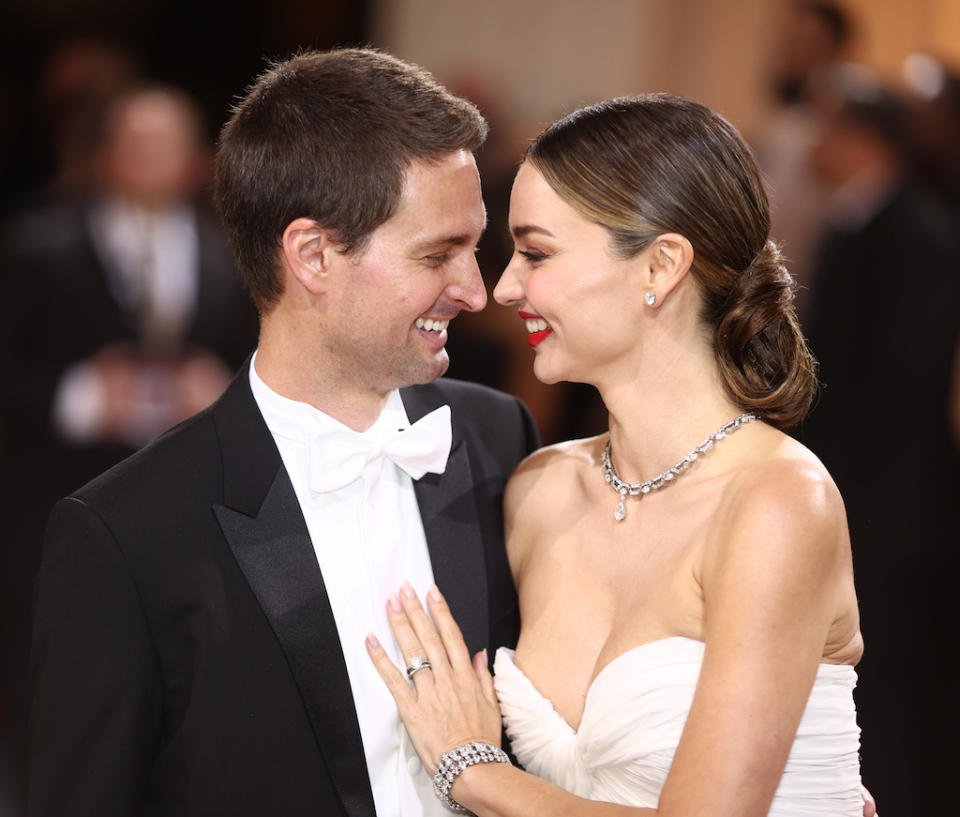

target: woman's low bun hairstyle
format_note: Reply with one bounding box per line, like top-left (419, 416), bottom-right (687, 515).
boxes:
top-left (710, 239), bottom-right (816, 428)
top-left (526, 94), bottom-right (817, 429)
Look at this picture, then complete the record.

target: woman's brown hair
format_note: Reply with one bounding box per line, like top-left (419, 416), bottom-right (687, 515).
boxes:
top-left (526, 94), bottom-right (817, 429)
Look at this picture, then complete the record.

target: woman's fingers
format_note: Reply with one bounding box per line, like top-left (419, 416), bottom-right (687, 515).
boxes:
top-left (397, 582), bottom-right (473, 678)
top-left (368, 586), bottom-right (505, 773)
top-left (386, 592), bottom-right (439, 687)
top-left (473, 649), bottom-right (498, 706)
top-left (422, 584), bottom-right (475, 675)
top-left (365, 632), bottom-right (416, 706)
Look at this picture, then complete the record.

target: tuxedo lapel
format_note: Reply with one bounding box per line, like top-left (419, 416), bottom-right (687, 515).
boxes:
top-left (211, 368), bottom-right (376, 817)
top-left (403, 385), bottom-right (489, 654)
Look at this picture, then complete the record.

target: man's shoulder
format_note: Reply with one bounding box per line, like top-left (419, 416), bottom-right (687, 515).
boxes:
top-left (409, 378), bottom-right (531, 434)
top-left (415, 378), bottom-right (540, 465)
top-left (73, 408), bottom-right (220, 511)
top-left (422, 377), bottom-right (521, 408)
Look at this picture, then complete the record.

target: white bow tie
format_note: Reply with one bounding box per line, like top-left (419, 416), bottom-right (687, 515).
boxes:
top-left (307, 405), bottom-right (452, 493)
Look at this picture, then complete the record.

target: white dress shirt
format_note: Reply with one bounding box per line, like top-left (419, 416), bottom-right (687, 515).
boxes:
top-left (52, 199), bottom-right (200, 444)
top-left (249, 354), bottom-right (449, 817)
top-left (89, 197), bottom-right (199, 339)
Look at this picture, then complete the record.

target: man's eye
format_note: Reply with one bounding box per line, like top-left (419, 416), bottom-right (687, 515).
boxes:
top-left (424, 253), bottom-right (449, 267)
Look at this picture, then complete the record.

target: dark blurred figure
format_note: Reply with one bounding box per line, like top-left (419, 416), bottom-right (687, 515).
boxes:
top-left (0, 84), bottom-right (257, 812)
top-left (756, 0), bottom-right (853, 321)
top-left (0, 37), bottom-right (144, 216)
top-left (902, 54), bottom-right (960, 212)
top-left (800, 63), bottom-right (960, 816)
top-left (35, 38), bottom-right (144, 201)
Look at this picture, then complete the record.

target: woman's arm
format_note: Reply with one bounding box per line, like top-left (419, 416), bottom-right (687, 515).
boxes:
top-left (367, 459), bottom-right (860, 817)
top-left (366, 583), bottom-right (650, 817)
top-left (656, 460), bottom-right (855, 817)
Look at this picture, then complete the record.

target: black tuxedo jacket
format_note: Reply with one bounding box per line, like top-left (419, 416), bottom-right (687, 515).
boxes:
top-left (1, 199), bottom-right (259, 807)
top-left (29, 366), bottom-right (539, 817)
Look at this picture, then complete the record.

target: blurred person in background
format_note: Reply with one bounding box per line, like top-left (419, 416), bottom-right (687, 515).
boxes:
top-left (0, 83), bottom-right (256, 812)
top-left (0, 37), bottom-right (144, 219)
top-left (755, 0), bottom-right (854, 322)
top-left (901, 54), bottom-right (960, 213)
top-left (900, 55), bottom-right (960, 450)
top-left (0, 82), bottom-right (256, 488)
top-left (800, 61), bottom-right (960, 816)
top-left (33, 37), bottom-right (144, 202)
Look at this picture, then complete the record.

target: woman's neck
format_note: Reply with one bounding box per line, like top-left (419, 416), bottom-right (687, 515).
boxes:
top-left (600, 343), bottom-right (744, 483)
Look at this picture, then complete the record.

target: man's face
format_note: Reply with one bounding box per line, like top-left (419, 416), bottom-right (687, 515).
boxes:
top-left (100, 91), bottom-right (205, 207)
top-left (324, 150), bottom-right (487, 395)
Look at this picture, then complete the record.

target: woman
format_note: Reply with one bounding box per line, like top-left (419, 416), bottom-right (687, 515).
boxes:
top-left (366, 94), bottom-right (865, 816)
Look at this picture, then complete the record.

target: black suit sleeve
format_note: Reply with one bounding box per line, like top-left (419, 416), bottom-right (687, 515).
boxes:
top-left (29, 498), bottom-right (162, 817)
top-left (517, 397), bottom-right (541, 460)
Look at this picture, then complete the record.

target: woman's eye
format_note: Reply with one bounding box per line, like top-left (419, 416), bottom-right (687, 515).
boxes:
top-left (519, 249), bottom-right (548, 263)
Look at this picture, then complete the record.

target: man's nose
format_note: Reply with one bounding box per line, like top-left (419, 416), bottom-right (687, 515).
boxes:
top-left (449, 253), bottom-right (487, 313)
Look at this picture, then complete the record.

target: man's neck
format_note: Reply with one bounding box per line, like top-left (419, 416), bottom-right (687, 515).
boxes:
top-left (253, 334), bottom-right (390, 433)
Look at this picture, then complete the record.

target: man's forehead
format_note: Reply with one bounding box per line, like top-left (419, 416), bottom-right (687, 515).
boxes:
top-left (387, 152), bottom-right (487, 243)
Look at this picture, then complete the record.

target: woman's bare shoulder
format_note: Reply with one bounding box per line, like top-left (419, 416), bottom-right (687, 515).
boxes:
top-left (502, 435), bottom-right (604, 564)
top-left (706, 426), bottom-right (850, 579)
top-left (702, 426), bottom-right (862, 664)
top-left (729, 429), bottom-right (844, 519)
top-left (506, 434), bottom-right (604, 497)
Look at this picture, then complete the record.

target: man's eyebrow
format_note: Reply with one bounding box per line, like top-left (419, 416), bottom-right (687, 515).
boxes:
top-left (511, 224), bottom-right (555, 240)
top-left (410, 233), bottom-right (476, 253)
top-left (410, 215), bottom-right (489, 254)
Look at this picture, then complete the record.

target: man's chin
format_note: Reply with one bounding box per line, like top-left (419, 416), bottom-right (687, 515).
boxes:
top-left (398, 350), bottom-right (449, 388)
top-left (422, 351), bottom-right (450, 383)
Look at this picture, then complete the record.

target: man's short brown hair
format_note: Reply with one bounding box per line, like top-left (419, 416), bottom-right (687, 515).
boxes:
top-left (214, 48), bottom-right (488, 312)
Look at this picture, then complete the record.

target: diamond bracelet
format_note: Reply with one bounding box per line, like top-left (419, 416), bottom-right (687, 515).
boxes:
top-left (432, 740), bottom-right (511, 813)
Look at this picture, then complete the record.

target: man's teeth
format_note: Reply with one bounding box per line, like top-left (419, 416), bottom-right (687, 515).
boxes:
top-left (525, 318), bottom-right (550, 333)
top-left (415, 318), bottom-right (449, 332)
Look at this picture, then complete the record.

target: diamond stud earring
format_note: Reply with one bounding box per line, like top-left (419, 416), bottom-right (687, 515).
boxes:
top-left (645, 291), bottom-right (656, 306)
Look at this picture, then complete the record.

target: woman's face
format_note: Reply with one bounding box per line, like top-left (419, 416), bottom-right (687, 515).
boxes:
top-left (494, 162), bottom-right (647, 385)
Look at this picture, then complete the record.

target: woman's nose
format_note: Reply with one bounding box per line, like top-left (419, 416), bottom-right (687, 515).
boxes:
top-left (493, 258), bottom-right (523, 306)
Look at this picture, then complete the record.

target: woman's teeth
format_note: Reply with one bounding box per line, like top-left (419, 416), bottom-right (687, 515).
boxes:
top-left (525, 318), bottom-right (550, 333)
top-left (415, 318), bottom-right (449, 332)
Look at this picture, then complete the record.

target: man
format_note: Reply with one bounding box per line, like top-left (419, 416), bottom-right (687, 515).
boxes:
top-left (28, 48), bottom-right (539, 817)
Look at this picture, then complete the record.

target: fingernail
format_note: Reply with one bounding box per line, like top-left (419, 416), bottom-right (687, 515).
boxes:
top-left (388, 593), bottom-right (402, 613)
top-left (428, 584), bottom-right (443, 603)
top-left (482, 648), bottom-right (488, 663)
top-left (366, 633), bottom-right (381, 649)
top-left (401, 581), bottom-right (416, 599)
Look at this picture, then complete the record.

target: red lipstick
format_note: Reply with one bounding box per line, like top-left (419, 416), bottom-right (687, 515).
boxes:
top-left (528, 329), bottom-right (552, 348)
top-left (519, 310), bottom-right (553, 348)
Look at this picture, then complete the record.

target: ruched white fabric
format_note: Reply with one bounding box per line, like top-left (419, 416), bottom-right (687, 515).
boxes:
top-left (494, 637), bottom-right (862, 815)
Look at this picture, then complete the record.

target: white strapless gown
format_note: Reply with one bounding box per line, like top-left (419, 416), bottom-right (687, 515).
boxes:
top-left (494, 638), bottom-right (862, 816)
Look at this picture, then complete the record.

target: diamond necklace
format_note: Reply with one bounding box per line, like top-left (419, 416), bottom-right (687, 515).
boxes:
top-left (602, 413), bottom-right (756, 521)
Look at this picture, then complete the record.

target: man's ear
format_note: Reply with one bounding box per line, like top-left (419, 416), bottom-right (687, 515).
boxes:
top-left (280, 217), bottom-right (339, 295)
top-left (641, 233), bottom-right (694, 307)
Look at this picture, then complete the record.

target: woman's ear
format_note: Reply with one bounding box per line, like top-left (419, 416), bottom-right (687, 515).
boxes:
top-left (280, 217), bottom-right (339, 295)
top-left (641, 233), bottom-right (694, 308)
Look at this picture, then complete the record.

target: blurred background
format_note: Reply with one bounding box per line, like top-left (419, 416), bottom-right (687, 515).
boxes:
top-left (1, 1), bottom-right (958, 814)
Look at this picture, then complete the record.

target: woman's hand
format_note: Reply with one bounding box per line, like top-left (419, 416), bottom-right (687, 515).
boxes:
top-left (366, 582), bottom-right (503, 773)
